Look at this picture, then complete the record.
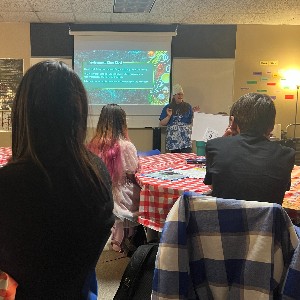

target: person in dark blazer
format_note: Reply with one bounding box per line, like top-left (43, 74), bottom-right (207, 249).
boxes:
top-left (204, 92), bottom-right (295, 204)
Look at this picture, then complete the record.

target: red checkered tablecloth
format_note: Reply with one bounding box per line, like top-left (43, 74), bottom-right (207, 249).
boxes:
top-left (136, 153), bottom-right (210, 231)
top-left (2, 148), bottom-right (300, 230)
top-left (282, 165), bottom-right (300, 224)
top-left (0, 147), bottom-right (18, 298)
top-left (137, 152), bottom-right (300, 231)
top-left (0, 147), bottom-right (11, 168)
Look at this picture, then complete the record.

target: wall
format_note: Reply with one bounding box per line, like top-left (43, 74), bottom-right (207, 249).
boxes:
top-left (30, 23), bottom-right (73, 57)
top-left (0, 131), bottom-right (12, 147)
top-left (172, 58), bottom-right (235, 114)
top-left (86, 127), bottom-right (158, 152)
top-left (6, 24), bottom-right (300, 147)
top-left (0, 23), bottom-right (31, 147)
top-left (29, 23), bottom-right (236, 152)
top-left (234, 25), bottom-right (300, 137)
top-left (0, 23), bottom-right (31, 70)
top-left (67, 24), bottom-right (236, 58)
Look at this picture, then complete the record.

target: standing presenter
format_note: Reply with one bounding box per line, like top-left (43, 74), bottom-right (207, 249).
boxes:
top-left (159, 84), bottom-right (200, 153)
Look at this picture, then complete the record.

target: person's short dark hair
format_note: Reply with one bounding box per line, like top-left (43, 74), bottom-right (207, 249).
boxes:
top-left (230, 93), bottom-right (276, 136)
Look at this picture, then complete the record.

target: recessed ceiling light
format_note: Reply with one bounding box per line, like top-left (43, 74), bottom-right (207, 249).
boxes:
top-left (113, 0), bottom-right (156, 13)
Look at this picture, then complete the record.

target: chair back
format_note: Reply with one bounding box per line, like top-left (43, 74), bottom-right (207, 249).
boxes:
top-left (152, 192), bottom-right (300, 299)
top-left (0, 271), bottom-right (18, 299)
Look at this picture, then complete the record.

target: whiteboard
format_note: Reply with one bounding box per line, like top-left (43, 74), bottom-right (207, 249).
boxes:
top-left (172, 58), bottom-right (235, 115)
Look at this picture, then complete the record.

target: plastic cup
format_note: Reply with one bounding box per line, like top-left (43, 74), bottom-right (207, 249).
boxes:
top-left (196, 141), bottom-right (206, 156)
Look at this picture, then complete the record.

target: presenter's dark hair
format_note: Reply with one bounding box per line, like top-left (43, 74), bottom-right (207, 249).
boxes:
top-left (169, 98), bottom-right (190, 115)
top-left (11, 60), bottom-right (109, 199)
top-left (231, 93), bottom-right (276, 136)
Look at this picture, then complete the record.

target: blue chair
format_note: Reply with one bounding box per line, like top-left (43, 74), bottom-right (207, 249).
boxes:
top-left (83, 269), bottom-right (98, 300)
top-left (137, 149), bottom-right (161, 157)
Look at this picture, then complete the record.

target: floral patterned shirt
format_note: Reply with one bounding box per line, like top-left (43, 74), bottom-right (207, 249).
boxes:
top-left (159, 103), bottom-right (193, 151)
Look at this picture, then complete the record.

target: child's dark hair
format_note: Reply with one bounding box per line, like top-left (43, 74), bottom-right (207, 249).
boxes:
top-left (88, 104), bottom-right (129, 184)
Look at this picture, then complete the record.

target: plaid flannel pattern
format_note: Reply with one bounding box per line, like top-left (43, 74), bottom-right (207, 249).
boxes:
top-left (282, 238), bottom-right (300, 299)
top-left (152, 193), bottom-right (300, 300)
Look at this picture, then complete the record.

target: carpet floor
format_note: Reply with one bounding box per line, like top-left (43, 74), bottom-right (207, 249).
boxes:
top-left (96, 245), bottom-right (130, 300)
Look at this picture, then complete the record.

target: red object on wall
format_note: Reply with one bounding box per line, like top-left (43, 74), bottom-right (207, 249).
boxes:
top-left (285, 95), bottom-right (294, 100)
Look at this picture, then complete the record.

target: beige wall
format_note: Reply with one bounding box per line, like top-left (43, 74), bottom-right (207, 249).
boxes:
top-left (0, 23), bottom-right (30, 147)
top-left (0, 23), bottom-right (31, 72)
top-left (86, 127), bottom-right (166, 153)
top-left (0, 131), bottom-right (12, 147)
top-left (234, 25), bottom-right (300, 137)
top-left (3, 23), bottom-right (300, 147)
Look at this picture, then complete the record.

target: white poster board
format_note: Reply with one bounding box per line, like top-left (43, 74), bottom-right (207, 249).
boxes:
top-left (192, 112), bottom-right (229, 142)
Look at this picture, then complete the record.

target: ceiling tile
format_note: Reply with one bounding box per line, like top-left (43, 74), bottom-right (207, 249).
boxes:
top-left (215, 13), bottom-right (297, 25)
top-left (36, 12), bottom-right (75, 22)
top-left (146, 13), bottom-right (178, 24)
top-left (1, 0), bottom-right (33, 12)
top-left (74, 12), bottom-right (112, 23)
top-left (150, 0), bottom-right (177, 12)
top-left (0, 0), bottom-right (298, 25)
top-left (72, 0), bottom-right (112, 13)
top-left (113, 0), bottom-right (154, 13)
top-left (110, 12), bottom-right (149, 23)
top-left (28, 0), bottom-right (73, 12)
top-left (0, 11), bottom-right (39, 22)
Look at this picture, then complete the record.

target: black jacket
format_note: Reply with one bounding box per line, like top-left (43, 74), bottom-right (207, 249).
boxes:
top-left (0, 154), bottom-right (114, 299)
top-left (204, 133), bottom-right (295, 204)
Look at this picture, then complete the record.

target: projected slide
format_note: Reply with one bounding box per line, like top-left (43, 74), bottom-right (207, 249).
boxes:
top-left (74, 50), bottom-right (171, 106)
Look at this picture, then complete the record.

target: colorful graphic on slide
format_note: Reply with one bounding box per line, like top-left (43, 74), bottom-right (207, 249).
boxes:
top-left (74, 50), bottom-right (171, 106)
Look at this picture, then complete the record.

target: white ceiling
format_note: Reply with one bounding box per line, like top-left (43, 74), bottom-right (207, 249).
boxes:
top-left (0, 0), bottom-right (299, 25)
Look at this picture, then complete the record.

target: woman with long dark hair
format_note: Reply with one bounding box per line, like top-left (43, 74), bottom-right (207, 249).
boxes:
top-left (159, 84), bottom-right (200, 153)
top-left (0, 61), bottom-right (114, 299)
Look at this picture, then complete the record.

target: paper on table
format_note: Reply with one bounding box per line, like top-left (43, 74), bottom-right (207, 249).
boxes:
top-left (141, 169), bottom-right (188, 181)
top-left (142, 167), bottom-right (206, 180)
top-left (191, 112), bottom-right (229, 142)
top-left (173, 168), bottom-right (206, 179)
